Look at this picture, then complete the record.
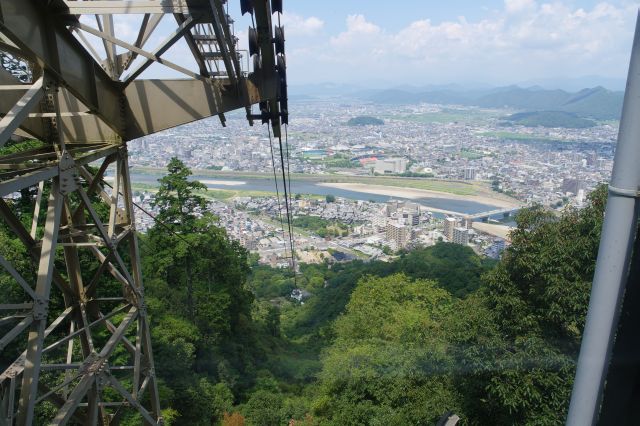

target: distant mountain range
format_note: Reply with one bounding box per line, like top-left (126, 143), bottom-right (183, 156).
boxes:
top-left (361, 86), bottom-right (623, 120)
top-left (289, 82), bottom-right (625, 121)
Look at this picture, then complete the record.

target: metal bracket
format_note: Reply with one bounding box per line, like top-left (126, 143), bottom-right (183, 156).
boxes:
top-left (247, 111), bottom-right (286, 124)
top-left (137, 300), bottom-right (147, 317)
top-left (32, 298), bottom-right (48, 321)
top-left (96, 374), bottom-right (107, 392)
top-left (58, 150), bottom-right (78, 195)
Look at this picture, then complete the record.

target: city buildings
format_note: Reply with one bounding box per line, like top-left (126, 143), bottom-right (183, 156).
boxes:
top-left (386, 222), bottom-right (410, 251)
top-left (443, 217), bottom-right (457, 241)
top-left (485, 238), bottom-right (507, 259)
top-left (453, 227), bottom-right (471, 245)
top-left (373, 157), bottom-right (408, 174)
top-left (463, 167), bottom-right (477, 180)
top-left (126, 99), bottom-right (617, 264)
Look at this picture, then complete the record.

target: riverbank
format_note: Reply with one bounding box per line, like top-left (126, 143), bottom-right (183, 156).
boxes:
top-left (127, 169), bottom-right (521, 215)
top-left (131, 167), bottom-right (488, 196)
top-left (317, 182), bottom-right (522, 209)
top-left (199, 179), bottom-right (246, 186)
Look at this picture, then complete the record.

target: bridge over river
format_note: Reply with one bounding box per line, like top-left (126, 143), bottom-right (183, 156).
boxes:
top-left (465, 206), bottom-right (522, 221)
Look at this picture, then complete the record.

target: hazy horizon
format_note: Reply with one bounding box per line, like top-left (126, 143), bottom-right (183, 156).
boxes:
top-left (287, 75), bottom-right (627, 95)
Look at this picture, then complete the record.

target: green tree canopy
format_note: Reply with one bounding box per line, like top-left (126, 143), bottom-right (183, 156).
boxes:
top-left (140, 158), bottom-right (255, 423)
top-left (314, 274), bottom-right (461, 424)
top-left (152, 157), bottom-right (207, 231)
top-left (448, 185), bottom-right (608, 425)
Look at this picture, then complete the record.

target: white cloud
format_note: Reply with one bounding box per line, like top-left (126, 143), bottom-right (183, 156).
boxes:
top-left (291, 1), bottom-right (639, 84)
top-left (330, 15), bottom-right (381, 48)
top-left (504, 0), bottom-right (537, 14)
top-left (72, 1), bottom-right (640, 85)
top-left (280, 13), bottom-right (324, 36)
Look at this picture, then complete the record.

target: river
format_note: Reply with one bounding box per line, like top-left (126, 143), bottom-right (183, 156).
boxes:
top-left (128, 173), bottom-right (502, 216)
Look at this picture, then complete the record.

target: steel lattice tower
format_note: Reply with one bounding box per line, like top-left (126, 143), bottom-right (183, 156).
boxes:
top-left (0, 0), bottom-right (286, 424)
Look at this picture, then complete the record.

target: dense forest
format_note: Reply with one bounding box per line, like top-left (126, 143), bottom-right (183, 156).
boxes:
top-left (0, 157), bottom-right (607, 425)
top-left (138, 159), bottom-right (606, 425)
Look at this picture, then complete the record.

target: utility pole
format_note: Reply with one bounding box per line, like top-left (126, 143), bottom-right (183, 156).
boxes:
top-left (567, 11), bottom-right (640, 426)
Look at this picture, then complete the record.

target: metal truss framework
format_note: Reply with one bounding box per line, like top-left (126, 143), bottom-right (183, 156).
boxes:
top-left (0, 0), bottom-right (286, 424)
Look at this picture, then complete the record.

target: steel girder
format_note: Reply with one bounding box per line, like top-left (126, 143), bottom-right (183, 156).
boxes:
top-left (0, 0), bottom-right (278, 143)
top-left (0, 0), bottom-right (283, 424)
top-left (0, 146), bottom-right (160, 426)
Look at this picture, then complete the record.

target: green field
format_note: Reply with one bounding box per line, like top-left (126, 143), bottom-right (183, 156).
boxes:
top-left (308, 153), bottom-right (358, 169)
top-left (386, 108), bottom-right (501, 125)
top-left (326, 177), bottom-right (479, 195)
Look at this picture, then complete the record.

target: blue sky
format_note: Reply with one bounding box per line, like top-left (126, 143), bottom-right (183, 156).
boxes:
top-left (234, 0), bottom-right (640, 88)
top-left (285, 0), bottom-right (608, 28)
top-left (81, 1), bottom-right (640, 89)
top-left (281, 1), bottom-right (515, 33)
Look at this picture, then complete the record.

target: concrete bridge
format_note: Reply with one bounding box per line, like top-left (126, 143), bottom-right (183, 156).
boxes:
top-left (466, 207), bottom-right (522, 222)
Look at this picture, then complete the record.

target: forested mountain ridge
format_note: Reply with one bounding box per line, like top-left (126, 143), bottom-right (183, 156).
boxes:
top-left (501, 111), bottom-right (597, 128)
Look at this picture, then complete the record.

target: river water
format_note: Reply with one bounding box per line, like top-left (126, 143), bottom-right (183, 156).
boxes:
top-left (129, 173), bottom-right (500, 216)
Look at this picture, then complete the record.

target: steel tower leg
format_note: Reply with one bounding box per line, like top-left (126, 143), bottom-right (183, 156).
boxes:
top-left (567, 11), bottom-right (640, 426)
top-left (16, 180), bottom-right (63, 426)
top-left (0, 83), bottom-right (162, 423)
top-left (0, 0), bottom-right (282, 423)
top-left (0, 144), bottom-right (162, 425)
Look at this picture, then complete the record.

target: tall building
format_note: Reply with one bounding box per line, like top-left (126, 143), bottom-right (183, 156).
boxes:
top-left (386, 201), bottom-right (420, 228)
top-left (562, 178), bottom-right (583, 195)
top-left (403, 211), bottom-right (420, 226)
top-left (403, 201), bottom-right (420, 213)
top-left (597, 158), bottom-right (607, 170)
top-left (385, 200), bottom-right (399, 216)
top-left (463, 167), bottom-right (477, 180)
top-left (453, 227), bottom-right (470, 245)
top-left (373, 215), bottom-right (387, 231)
top-left (443, 217), bottom-right (457, 241)
top-left (493, 238), bottom-right (506, 252)
top-left (386, 222), bottom-right (410, 250)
